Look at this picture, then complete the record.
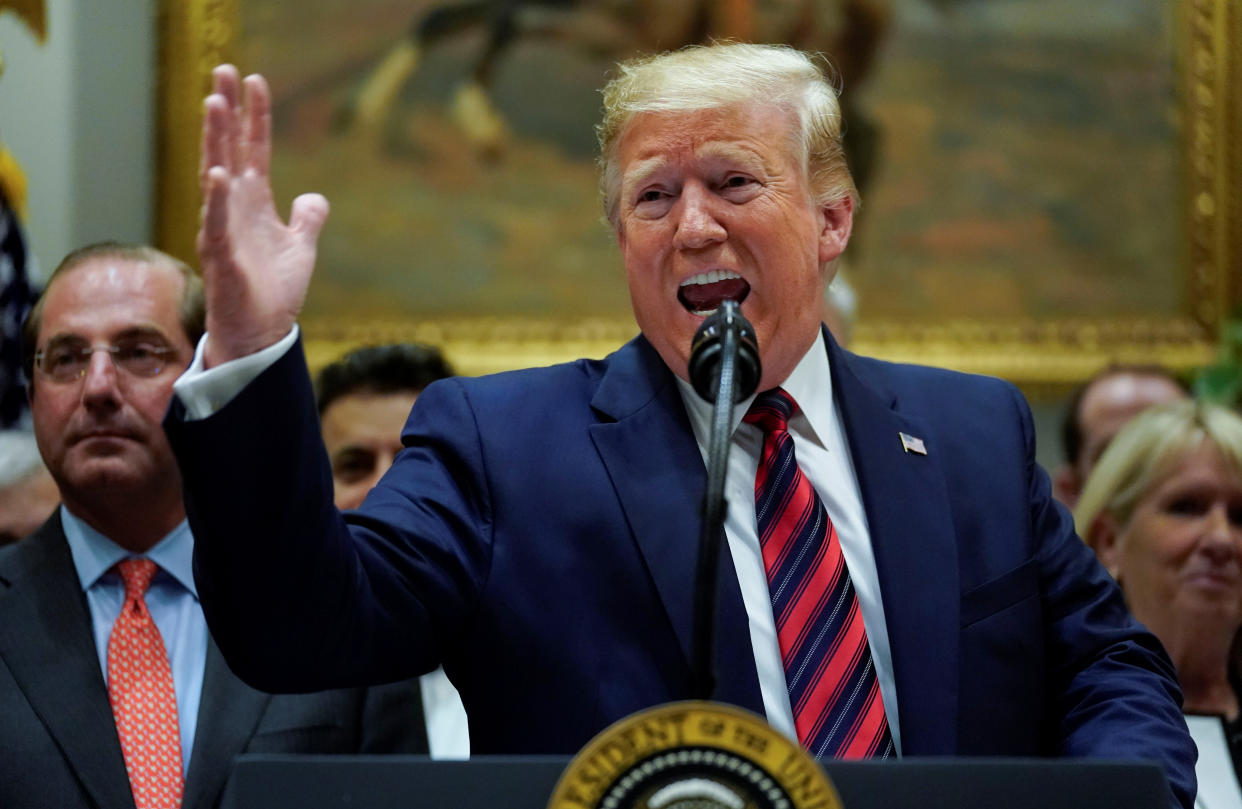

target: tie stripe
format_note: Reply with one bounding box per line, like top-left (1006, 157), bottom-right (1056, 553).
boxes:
top-left (744, 389), bottom-right (893, 760)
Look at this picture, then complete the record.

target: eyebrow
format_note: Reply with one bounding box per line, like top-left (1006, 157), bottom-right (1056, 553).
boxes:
top-left (696, 141), bottom-right (768, 168)
top-left (620, 156), bottom-right (670, 195)
top-left (621, 142), bottom-right (772, 195)
top-left (330, 446), bottom-right (380, 466)
top-left (41, 325), bottom-right (178, 349)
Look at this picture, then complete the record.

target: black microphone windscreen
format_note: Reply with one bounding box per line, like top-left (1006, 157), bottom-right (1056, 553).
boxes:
top-left (688, 300), bottom-right (761, 404)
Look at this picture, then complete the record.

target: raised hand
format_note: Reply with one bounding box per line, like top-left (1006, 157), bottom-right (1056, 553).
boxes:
top-left (197, 65), bottom-right (329, 367)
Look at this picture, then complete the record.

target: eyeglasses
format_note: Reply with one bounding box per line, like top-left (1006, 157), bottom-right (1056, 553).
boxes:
top-left (34, 340), bottom-right (181, 383)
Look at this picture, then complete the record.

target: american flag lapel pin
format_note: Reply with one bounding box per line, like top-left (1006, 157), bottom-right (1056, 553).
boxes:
top-left (899, 432), bottom-right (927, 455)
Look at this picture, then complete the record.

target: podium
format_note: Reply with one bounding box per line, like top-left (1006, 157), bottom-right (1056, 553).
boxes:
top-left (220, 755), bottom-right (1172, 809)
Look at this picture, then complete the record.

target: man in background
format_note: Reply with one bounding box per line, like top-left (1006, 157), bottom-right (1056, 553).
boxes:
top-left (0, 429), bottom-right (58, 544)
top-left (0, 243), bottom-right (427, 809)
top-left (316, 342), bottom-right (469, 758)
top-left (1053, 364), bottom-right (1189, 508)
top-left (317, 342), bottom-right (455, 510)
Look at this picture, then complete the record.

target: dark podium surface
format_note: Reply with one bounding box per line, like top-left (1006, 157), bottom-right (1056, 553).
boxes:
top-left (220, 755), bottom-right (1171, 809)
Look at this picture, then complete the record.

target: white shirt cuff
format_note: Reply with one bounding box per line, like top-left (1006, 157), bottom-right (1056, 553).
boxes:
top-left (172, 326), bottom-right (300, 421)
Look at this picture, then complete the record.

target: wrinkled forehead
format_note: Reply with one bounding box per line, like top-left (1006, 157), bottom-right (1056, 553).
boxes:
top-left (614, 105), bottom-right (802, 181)
top-left (621, 135), bottom-right (780, 185)
top-left (1083, 374), bottom-right (1186, 421)
top-left (617, 102), bottom-right (799, 154)
top-left (39, 259), bottom-right (188, 343)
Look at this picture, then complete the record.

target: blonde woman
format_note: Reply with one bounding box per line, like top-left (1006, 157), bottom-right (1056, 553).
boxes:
top-left (1076, 400), bottom-right (1242, 809)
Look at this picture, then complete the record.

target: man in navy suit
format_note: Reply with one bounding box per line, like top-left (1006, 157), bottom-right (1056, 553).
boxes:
top-left (166, 43), bottom-right (1196, 806)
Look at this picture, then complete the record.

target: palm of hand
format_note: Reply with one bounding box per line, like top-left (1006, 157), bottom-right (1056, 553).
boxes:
top-left (198, 67), bottom-right (329, 365)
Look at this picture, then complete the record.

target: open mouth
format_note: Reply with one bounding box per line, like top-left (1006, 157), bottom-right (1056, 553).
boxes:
top-left (678, 270), bottom-right (750, 316)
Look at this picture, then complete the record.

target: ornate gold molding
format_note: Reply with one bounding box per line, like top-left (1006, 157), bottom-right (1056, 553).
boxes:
top-left (158, 0), bottom-right (1238, 390)
top-left (299, 315), bottom-right (640, 377)
top-left (155, 0), bottom-right (238, 266)
top-left (1181, 0), bottom-right (1236, 329)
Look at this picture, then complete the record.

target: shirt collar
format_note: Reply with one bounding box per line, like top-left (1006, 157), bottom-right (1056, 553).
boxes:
top-left (61, 506), bottom-right (198, 597)
top-left (676, 329), bottom-right (835, 447)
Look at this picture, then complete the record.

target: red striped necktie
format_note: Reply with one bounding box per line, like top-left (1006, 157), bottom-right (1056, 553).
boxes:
top-left (744, 388), bottom-right (894, 759)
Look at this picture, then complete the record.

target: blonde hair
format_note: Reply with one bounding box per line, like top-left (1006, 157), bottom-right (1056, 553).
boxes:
top-left (596, 42), bottom-right (856, 228)
top-left (1073, 400), bottom-right (1242, 544)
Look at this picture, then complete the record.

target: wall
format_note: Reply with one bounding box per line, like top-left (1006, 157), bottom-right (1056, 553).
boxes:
top-left (1030, 398), bottom-right (1069, 487)
top-left (0, 0), bottom-right (154, 279)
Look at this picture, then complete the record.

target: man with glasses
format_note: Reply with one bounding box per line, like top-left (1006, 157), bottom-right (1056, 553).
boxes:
top-left (0, 242), bottom-right (427, 809)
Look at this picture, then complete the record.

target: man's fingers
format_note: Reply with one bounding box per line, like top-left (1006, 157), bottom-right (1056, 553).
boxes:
top-left (242, 74), bottom-right (272, 177)
top-left (212, 63), bottom-right (239, 97)
top-left (201, 66), bottom-right (238, 188)
top-left (200, 94), bottom-right (232, 190)
top-left (199, 166), bottom-right (232, 261)
top-left (212, 64), bottom-right (244, 175)
top-left (289, 193), bottom-right (330, 246)
top-left (198, 97), bottom-right (211, 188)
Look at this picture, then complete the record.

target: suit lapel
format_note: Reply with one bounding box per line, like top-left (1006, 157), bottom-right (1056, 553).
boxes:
top-left (588, 337), bottom-right (763, 713)
top-left (0, 515), bottom-right (137, 808)
top-left (181, 637), bottom-right (270, 809)
top-left (826, 332), bottom-right (960, 754)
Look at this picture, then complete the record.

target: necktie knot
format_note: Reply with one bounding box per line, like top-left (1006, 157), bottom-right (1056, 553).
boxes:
top-left (116, 558), bottom-right (158, 604)
top-left (744, 388), bottom-right (799, 435)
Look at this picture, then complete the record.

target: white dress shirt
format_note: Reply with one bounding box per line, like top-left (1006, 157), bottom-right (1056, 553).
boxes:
top-left (674, 331), bottom-right (901, 754)
top-left (1185, 715), bottom-right (1242, 809)
top-left (420, 666), bottom-right (470, 759)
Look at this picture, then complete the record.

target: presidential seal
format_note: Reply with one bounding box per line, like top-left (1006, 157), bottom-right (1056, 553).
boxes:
top-left (547, 702), bottom-right (843, 809)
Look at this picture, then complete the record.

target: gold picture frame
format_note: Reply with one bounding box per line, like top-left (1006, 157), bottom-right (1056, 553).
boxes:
top-left (156, 0), bottom-right (1239, 390)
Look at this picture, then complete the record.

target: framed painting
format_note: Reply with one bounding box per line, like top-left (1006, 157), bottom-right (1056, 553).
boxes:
top-left (156, 0), bottom-right (1239, 389)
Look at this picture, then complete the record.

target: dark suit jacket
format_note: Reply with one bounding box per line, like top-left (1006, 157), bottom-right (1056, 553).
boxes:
top-left (166, 329), bottom-right (1195, 807)
top-left (0, 514), bottom-right (428, 809)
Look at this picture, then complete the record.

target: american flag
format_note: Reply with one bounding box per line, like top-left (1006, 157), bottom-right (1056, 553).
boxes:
top-left (0, 184), bottom-right (35, 428)
top-left (899, 432), bottom-right (927, 455)
top-left (1, 1), bottom-right (48, 426)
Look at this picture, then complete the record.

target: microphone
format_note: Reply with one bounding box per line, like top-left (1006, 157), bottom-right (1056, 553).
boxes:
top-left (688, 300), bottom-right (761, 404)
top-left (687, 299), bottom-right (761, 699)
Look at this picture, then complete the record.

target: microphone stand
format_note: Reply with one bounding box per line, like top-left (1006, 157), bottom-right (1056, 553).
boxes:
top-left (691, 303), bottom-right (745, 700)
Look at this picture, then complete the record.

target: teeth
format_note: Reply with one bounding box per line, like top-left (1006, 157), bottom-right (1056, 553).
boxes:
top-left (680, 269), bottom-right (741, 287)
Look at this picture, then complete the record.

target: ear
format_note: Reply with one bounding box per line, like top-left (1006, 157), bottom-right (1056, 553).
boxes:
top-left (1088, 511), bottom-right (1123, 580)
top-left (818, 197), bottom-right (854, 266)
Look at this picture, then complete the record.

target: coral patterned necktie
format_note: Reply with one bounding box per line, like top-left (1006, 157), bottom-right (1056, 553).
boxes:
top-left (744, 389), bottom-right (894, 759)
top-left (107, 558), bottom-right (184, 809)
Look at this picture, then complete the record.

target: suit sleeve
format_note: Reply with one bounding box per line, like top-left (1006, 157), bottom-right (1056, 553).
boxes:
top-left (165, 336), bottom-right (493, 694)
top-left (1011, 385), bottom-right (1196, 809)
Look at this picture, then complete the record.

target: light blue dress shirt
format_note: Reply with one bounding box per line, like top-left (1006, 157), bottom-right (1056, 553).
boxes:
top-left (61, 506), bottom-right (207, 775)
